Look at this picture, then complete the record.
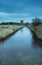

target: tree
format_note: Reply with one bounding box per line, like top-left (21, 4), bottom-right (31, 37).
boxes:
top-left (32, 18), bottom-right (42, 26)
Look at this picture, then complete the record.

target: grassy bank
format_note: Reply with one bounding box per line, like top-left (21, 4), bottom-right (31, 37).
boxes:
top-left (0, 25), bottom-right (23, 41)
top-left (27, 24), bottom-right (42, 40)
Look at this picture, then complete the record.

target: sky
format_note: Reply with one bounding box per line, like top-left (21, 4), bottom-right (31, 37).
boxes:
top-left (0, 0), bottom-right (42, 23)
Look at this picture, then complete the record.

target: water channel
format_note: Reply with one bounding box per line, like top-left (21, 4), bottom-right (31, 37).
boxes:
top-left (0, 27), bottom-right (42, 65)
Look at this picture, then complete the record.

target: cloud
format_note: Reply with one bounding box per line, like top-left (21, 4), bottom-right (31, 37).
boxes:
top-left (0, 12), bottom-right (42, 23)
top-left (0, 12), bottom-right (29, 22)
top-left (0, 12), bottom-right (32, 22)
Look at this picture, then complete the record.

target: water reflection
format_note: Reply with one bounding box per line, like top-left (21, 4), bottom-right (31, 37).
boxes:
top-left (32, 33), bottom-right (42, 48)
top-left (20, 28), bottom-right (24, 32)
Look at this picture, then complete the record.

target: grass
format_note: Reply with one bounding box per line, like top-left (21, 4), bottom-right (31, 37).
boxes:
top-left (28, 24), bottom-right (42, 40)
top-left (0, 25), bottom-right (23, 40)
top-left (34, 25), bottom-right (42, 40)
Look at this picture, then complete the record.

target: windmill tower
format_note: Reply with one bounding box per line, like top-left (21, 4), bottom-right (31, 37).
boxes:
top-left (20, 17), bottom-right (24, 25)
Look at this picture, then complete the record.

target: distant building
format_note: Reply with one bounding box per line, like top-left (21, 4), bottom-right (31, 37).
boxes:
top-left (21, 20), bottom-right (24, 25)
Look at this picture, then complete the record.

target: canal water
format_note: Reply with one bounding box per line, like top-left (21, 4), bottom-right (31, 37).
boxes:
top-left (0, 27), bottom-right (42, 65)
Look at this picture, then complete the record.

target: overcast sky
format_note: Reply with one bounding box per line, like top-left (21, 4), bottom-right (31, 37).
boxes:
top-left (0, 0), bottom-right (42, 22)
